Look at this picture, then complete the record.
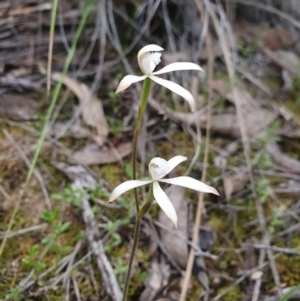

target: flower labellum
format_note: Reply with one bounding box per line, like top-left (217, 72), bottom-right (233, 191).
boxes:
top-left (115, 44), bottom-right (204, 111)
top-left (109, 155), bottom-right (219, 227)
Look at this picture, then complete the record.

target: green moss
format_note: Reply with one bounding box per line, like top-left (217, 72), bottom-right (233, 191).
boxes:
top-left (100, 164), bottom-right (123, 187)
top-left (218, 285), bottom-right (243, 301)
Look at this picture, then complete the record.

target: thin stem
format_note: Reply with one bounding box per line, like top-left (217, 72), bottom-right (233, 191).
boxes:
top-left (180, 1), bottom-right (214, 299)
top-left (122, 77), bottom-right (151, 301)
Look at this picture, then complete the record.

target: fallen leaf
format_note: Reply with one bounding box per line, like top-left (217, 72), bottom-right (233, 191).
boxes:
top-left (73, 142), bottom-right (132, 165)
top-left (0, 94), bottom-right (38, 119)
top-left (224, 170), bottom-right (250, 200)
top-left (139, 255), bottom-right (170, 301)
top-left (163, 42), bottom-right (223, 64)
top-left (158, 185), bottom-right (188, 269)
top-left (266, 142), bottom-right (300, 174)
top-left (149, 97), bottom-right (276, 138)
top-left (235, 21), bottom-right (294, 51)
top-left (263, 48), bottom-right (300, 75)
top-left (51, 73), bottom-right (109, 146)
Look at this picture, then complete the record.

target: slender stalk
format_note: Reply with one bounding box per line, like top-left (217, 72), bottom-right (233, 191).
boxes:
top-left (180, 1), bottom-right (214, 299)
top-left (46, 0), bottom-right (59, 95)
top-left (122, 77), bottom-right (151, 301)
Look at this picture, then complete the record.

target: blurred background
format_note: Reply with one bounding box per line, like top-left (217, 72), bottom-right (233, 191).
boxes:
top-left (1, 0), bottom-right (300, 300)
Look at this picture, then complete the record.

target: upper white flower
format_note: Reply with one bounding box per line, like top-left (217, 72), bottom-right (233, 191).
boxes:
top-left (108, 155), bottom-right (219, 227)
top-left (115, 45), bottom-right (203, 111)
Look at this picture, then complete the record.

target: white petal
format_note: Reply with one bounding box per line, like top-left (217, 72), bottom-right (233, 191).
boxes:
top-left (137, 45), bottom-right (164, 58)
top-left (159, 176), bottom-right (219, 195)
top-left (149, 75), bottom-right (195, 111)
top-left (149, 157), bottom-right (169, 180)
top-left (152, 62), bottom-right (203, 75)
top-left (108, 180), bottom-right (153, 202)
top-left (139, 52), bottom-right (162, 75)
top-left (153, 181), bottom-right (178, 227)
top-left (167, 156), bottom-right (187, 172)
top-left (115, 75), bottom-right (146, 93)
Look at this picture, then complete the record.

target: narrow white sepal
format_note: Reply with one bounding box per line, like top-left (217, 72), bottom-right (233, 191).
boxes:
top-left (115, 75), bottom-right (146, 93)
top-left (108, 180), bottom-right (153, 202)
top-left (167, 156), bottom-right (187, 173)
top-left (149, 75), bottom-right (195, 111)
top-left (138, 45), bottom-right (164, 57)
top-left (152, 62), bottom-right (203, 75)
top-left (159, 176), bottom-right (219, 195)
top-left (153, 181), bottom-right (178, 227)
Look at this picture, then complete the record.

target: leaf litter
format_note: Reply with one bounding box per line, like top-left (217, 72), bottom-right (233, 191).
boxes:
top-left (1, 1), bottom-right (300, 300)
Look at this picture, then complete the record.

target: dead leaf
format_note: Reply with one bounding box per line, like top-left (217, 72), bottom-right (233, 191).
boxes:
top-left (263, 48), bottom-right (300, 75)
top-left (266, 143), bottom-right (300, 174)
top-left (139, 255), bottom-right (170, 301)
top-left (224, 170), bottom-right (250, 200)
top-left (51, 73), bottom-right (109, 146)
top-left (235, 21), bottom-right (294, 51)
top-left (163, 42), bottom-right (223, 64)
top-left (158, 185), bottom-right (188, 269)
top-left (211, 79), bottom-right (257, 110)
top-left (149, 97), bottom-right (276, 138)
top-left (0, 94), bottom-right (38, 119)
top-left (73, 142), bottom-right (132, 165)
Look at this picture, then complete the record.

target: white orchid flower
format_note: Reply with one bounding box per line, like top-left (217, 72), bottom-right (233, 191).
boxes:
top-left (115, 45), bottom-right (203, 111)
top-left (108, 155), bottom-right (219, 227)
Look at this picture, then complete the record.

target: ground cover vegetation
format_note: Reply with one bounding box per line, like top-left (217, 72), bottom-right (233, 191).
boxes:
top-left (1, 0), bottom-right (300, 300)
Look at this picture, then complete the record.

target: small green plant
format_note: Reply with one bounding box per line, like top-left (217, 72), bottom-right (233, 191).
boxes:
top-left (5, 288), bottom-right (21, 300)
top-left (256, 177), bottom-right (272, 204)
top-left (21, 207), bottom-right (71, 279)
top-left (52, 186), bottom-right (83, 207)
top-left (107, 117), bottom-right (123, 136)
top-left (104, 220), bottom-right (123, 253)
top-left (21, 245), bottom-right (46, 274)
top-left (237, 42), bottom-right (255, 57)
top-left (269, 216), bottom-right (283, 234)
top-left (262, 120), bottom-right (281, 143)
top-left (113, 258), bottom-right (128, 276)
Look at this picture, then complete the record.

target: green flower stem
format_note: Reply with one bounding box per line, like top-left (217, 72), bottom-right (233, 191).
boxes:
top-left (122, 77), bottom-right (151, 301)
top-left (137, 184), bottom-right (154, 220)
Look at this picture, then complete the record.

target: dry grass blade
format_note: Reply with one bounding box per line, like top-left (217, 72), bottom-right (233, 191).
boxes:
top-left (180, 0), bottom-right (214, 299)
top-left (208, 0), bottom-right (282, 297)
top-left (73, 142), bottom-right (132, 165)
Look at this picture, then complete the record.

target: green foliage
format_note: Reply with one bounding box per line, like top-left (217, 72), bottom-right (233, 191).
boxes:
top-left (279, 284), bottom-right (300, 301)
top-left (104, 220), bottom-right (123, 252)
top-left (256, 177), bottom-right (272, 204)
top-left (263, 120), bottom-right (281, 143)
top-left (107, 117), bottom-right (123, 136)
top-left (125, 164), bottom-right (133, 178)
top-left (237, 42), bottom-right (255, 57)
top-left (113, 258), bottom-right (128, 276)
top-left (269, 216), bottom-right (283, 234)
top-left (21, 245), bottom-right (46, 273)
top-left (52, 186), bottom-right (83, 207)
top-left (5, 288), bottom-right (21, 300)
top-left (21, 206), bottom-right (72, 280)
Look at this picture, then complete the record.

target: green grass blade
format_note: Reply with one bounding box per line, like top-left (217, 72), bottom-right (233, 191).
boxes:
top-left (279, 284), bottom-right (300, 301)
top-left (47, 0), bottom-right (59, 94)
top-left (0, 0), bottom-right (96, 259)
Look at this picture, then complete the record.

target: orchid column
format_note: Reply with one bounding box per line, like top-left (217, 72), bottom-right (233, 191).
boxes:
top-left (114, 44), bottom-right (212, 301)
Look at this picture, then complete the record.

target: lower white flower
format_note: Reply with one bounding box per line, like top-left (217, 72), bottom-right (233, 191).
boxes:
top-left (108, 156), bottom-right (219, 227)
